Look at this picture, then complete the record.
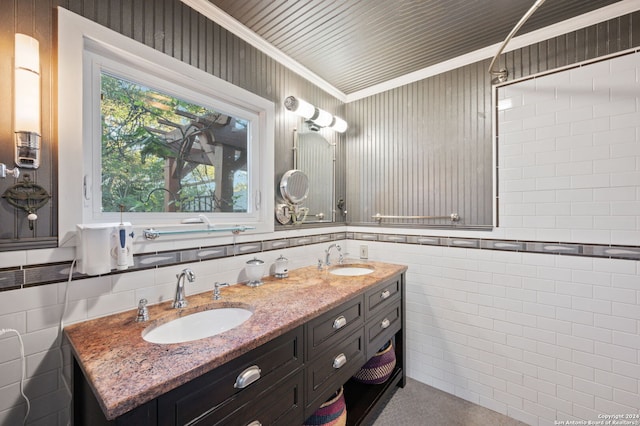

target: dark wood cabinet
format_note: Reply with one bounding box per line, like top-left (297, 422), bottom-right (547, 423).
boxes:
top-left (186, 370), bottom-right (304, 426)
top-left (364, 275), bottom-right (402, 320)
top-left (305, 296), bottom-right (364, 361)
top-left (335, 274), bottom-right (406, 426)
top-left (304, 329), bottom-right (366, 416)
top-left (158, 326), bottom-right (303, 426)
top-left (73, 271), bottom-right (405, 426)
top-left (365, 300), bottom-right (401, 360)
top-left (74, 326), bottom-right (303, 426)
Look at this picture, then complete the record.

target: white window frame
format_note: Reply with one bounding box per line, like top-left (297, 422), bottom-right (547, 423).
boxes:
top-left (58, 7), bottom-right (274, 247)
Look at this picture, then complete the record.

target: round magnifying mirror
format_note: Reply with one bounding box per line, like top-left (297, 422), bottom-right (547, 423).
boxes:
top-left (280, 169), bottom-right (309, 204)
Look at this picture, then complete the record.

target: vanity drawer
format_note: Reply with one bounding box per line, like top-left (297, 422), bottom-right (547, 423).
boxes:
top-left (158, 326), bottom-right (302, 426)
top-left (365, 300), bottom-right (401, 360)
top-left (304, 328), bottom-right (365, 416)
top-left (364, 276), bottom-right (401, 320)
top-left (192, 369), bottom-right (304, 426)
top-left (305, 296), bottom-right (364, 361)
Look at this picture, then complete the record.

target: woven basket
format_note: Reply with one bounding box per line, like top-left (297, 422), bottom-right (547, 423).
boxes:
top-left (352, 340), bottom-right (396, 385)
top-left (303, 386), bottom-right (347, 426)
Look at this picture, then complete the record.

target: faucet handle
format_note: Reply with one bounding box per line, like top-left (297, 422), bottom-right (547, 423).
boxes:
top-left (135, 298), bottom-right (149, 322)
top-left (177, 268), bottom-right (196, 282)
top-left (213, 282), bottom-right (230, 300)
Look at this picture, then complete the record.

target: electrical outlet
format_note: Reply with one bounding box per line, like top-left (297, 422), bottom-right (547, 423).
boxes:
top-left (359, 245), bottom-right (368, 259)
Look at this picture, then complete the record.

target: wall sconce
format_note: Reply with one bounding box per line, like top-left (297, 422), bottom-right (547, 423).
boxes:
top-left (284, 96), bottom-right (347, 133)
top-left (14, 33), bottom-right (41, 169)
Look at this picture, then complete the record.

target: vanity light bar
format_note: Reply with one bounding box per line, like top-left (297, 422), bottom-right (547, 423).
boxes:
top-left (284, 96), bottom-right (347, 133)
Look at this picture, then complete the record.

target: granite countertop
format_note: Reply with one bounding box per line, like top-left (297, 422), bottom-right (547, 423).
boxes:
top-left (64, 260), bottom-right (407, 420)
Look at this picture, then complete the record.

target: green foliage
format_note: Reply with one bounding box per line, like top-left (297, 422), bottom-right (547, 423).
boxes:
top-left (100, 73), bottom-right (244, 213)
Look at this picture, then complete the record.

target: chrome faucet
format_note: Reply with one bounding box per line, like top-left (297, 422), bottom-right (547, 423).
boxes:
top-left (173, 268), bottom-right (195, 308)
top-left (324, 244), bottom-right (343, 267)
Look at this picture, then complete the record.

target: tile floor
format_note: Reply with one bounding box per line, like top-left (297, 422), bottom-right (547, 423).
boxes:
top-left (371, 378), bottom-right (528, 426)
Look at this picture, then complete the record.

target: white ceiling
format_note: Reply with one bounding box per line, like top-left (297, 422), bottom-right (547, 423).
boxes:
top-left (183, 0), bottom-right (636, 101)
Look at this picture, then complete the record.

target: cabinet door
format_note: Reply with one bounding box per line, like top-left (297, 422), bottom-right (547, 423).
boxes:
top-left (158, 326), bottom-right (303, 426)
top-left (191, 370), bottom-right (304, 426)
top-left (304, 329), bottom-right (365, 416)
top-left (364, 276), bottom-right (401, 320)
top-left (305, 295), bottom-right (364, 361)
top-left (365, 299), bottom-right (401, 360)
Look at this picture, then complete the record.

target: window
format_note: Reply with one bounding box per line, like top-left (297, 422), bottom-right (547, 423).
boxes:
top-left (58, 8), bottom-right (274, 247)
top-left (99, 72), bottom-right (249, 214)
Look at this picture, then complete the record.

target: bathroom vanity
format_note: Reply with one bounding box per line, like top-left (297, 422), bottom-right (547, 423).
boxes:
top-left (66, 261), bottom-right (406, 425)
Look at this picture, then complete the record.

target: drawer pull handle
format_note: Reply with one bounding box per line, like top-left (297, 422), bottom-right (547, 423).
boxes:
top-left (333, 315), bottom-right (347, 329)
top-left (333, 353), bottom-right (347, 369)
top-left (234, 365), bottom-right (261, 389)
top-left (381, 318), bottom-right (390, 329)
top-left (380, 290), bottom-right (391, 299)
top-left (247, 422), bottom-right (262, 426)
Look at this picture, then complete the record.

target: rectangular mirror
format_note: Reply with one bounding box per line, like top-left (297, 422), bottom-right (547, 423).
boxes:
top-left (296, 131), bottom-right (335, 222)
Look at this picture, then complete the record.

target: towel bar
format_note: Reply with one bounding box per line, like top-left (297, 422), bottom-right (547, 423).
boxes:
top-left (372, 213), bottom-right (460, 222)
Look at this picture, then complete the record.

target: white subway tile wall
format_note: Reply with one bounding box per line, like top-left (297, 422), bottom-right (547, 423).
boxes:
top-left (498, 51), bottom-right (640, 246)
top-left (350, 240), bottom-right (640, 426)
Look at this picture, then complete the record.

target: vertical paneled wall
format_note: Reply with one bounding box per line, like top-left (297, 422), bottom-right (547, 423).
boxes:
top-left (0, 0), bottom-right (344, 249)
top-left (345, 11), bottom-right (640, 228)
top-left (347, 61), bottom-right (493, 227)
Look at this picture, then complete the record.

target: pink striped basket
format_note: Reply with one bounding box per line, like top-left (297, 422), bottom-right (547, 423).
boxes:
top-left (303, 386), bottom-right (347, 426)
top-left (352, 340), bottom-right (396, 385)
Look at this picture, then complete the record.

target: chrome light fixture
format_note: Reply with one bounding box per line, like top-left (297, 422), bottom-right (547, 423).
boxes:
top-left (14, 33), bottom-right (41, 169)
top-left (284, 96), bottom-right (347, 133)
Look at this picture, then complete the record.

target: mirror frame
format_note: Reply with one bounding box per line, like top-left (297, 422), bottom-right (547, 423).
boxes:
top-left (57, 8), bottom-right (275, 247)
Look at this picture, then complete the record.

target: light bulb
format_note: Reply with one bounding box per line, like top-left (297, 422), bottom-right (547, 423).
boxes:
top-left (284, 96), bottom-right (315, 119)
top-left (14, 33), bottom-right (41, 169)
top-left (331, 116), bottom-right (348, 133)
top-left (313, 109), bottom-right (333, 127)
top-left (14, 34), bottom-right (40, 135)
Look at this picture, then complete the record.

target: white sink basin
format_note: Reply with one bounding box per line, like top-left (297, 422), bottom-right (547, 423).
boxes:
top-left (142, 308), bottom-right (253, 344)
top-left (329, 266), bottom-right (375, 276)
